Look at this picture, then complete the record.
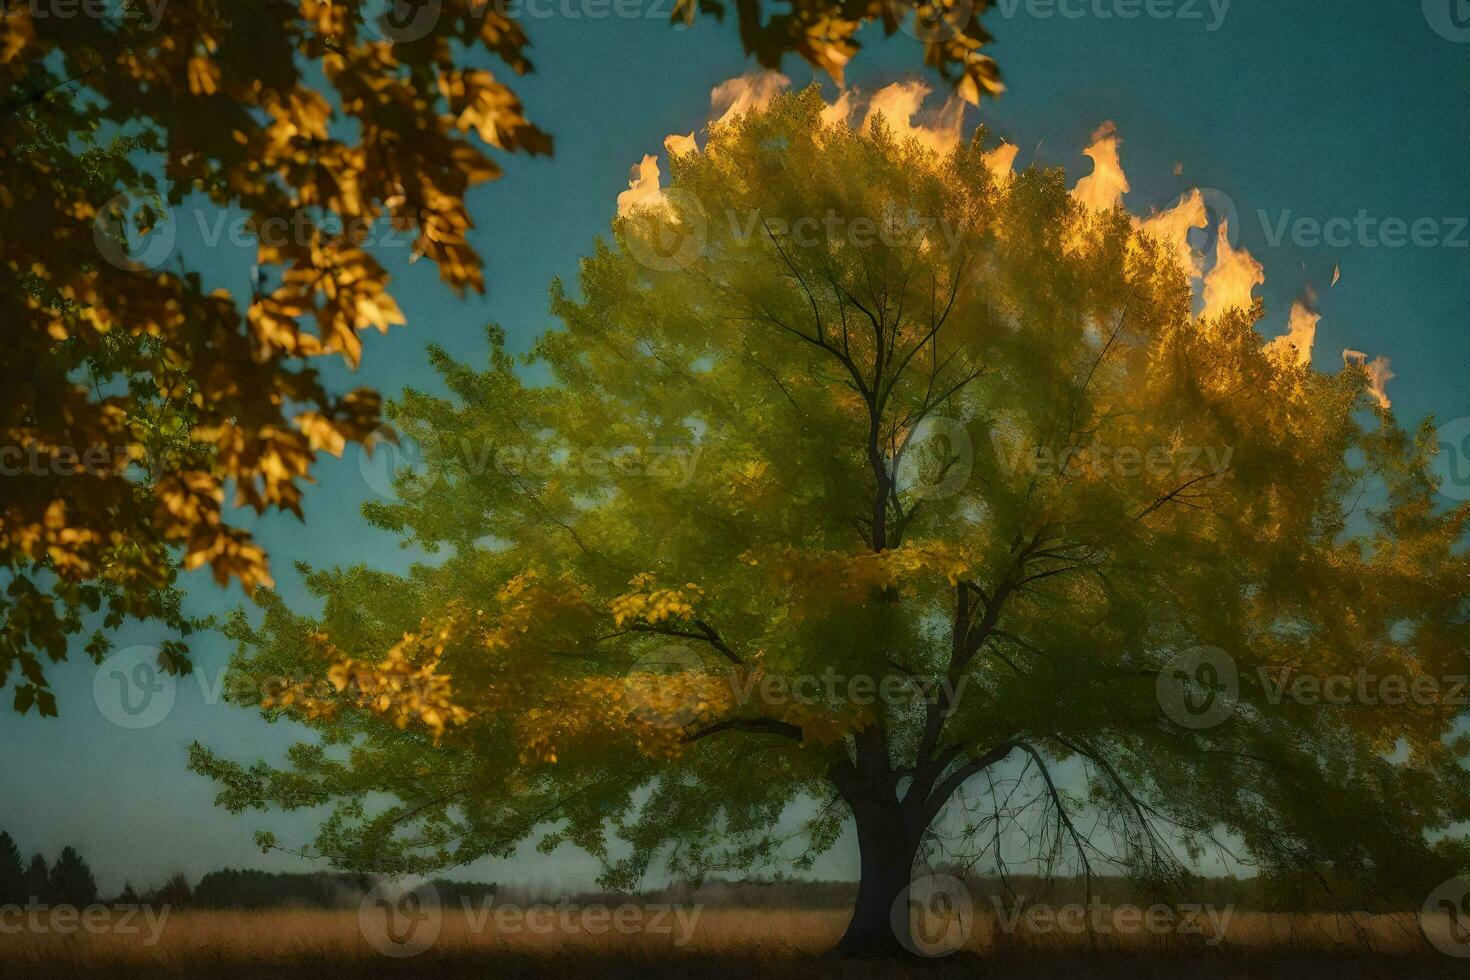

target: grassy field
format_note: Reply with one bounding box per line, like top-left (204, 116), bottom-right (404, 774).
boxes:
top-left (4, 908), bottom-right (1469, 978)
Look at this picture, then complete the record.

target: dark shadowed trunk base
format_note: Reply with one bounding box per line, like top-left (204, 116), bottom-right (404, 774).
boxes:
top-left (833, 797), bottom-right (923, 958)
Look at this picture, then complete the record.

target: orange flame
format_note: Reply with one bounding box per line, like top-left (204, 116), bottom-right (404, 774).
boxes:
top-left (1201, 220), bottom-right (1264, 320)
top-left (1072, 121), bottom-right (1130, 212)
top-left (862, 81), bottom-right (965, 158)
top-left (1139, 188), bottom-right (1208, 277)
top-left (821, 90), bottom-right (854, 129)
top-left (664, 132), bottom-right (698, 157)
top-left (982, 142), bottom-right (1020, 181)
top-left (1266, 299), bottom-right (1320, 367)
top-left (711, 71), bottom-right (790, 127)
top-left (1343, 349), bottom-right (1394, 409)
top-left (616, 154), bottom-right (665, 217)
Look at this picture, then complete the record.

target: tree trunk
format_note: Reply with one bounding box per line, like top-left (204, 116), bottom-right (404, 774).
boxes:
top-left (834, 794), bottom-right (923, 958)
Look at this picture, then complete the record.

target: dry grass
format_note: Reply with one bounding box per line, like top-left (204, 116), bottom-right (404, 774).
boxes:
top-left (3, 908), bottom-right (1467, 979)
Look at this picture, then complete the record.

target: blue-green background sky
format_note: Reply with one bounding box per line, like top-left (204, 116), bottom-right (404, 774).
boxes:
top-left (3, 0), bottom-right (1468, 895)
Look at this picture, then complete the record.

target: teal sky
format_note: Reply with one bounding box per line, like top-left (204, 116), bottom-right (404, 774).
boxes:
top-left (3, 1), bottom-right (1469, 895)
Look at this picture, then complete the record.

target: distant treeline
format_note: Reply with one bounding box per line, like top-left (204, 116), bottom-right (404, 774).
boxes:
top-left (191, 869), bottom-right (497, 910)
top-left (0, 829), bottom-right (1411, 912)
top-left (1, 831), bottom-right (101, 907)
top-left (632, 871), bottom-right (1411, 913)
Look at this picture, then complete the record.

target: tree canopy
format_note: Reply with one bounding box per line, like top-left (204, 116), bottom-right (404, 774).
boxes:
top-left (192, 89), bottom-right (1469, 954)
top-left (0, 0), bottom-right (1004, 716)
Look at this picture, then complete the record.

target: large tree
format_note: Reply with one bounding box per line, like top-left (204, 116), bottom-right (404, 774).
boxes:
top-left (1, 0), bottom-right (1001, 715)
top-left (193, 90), bottom-right (1470, 955)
